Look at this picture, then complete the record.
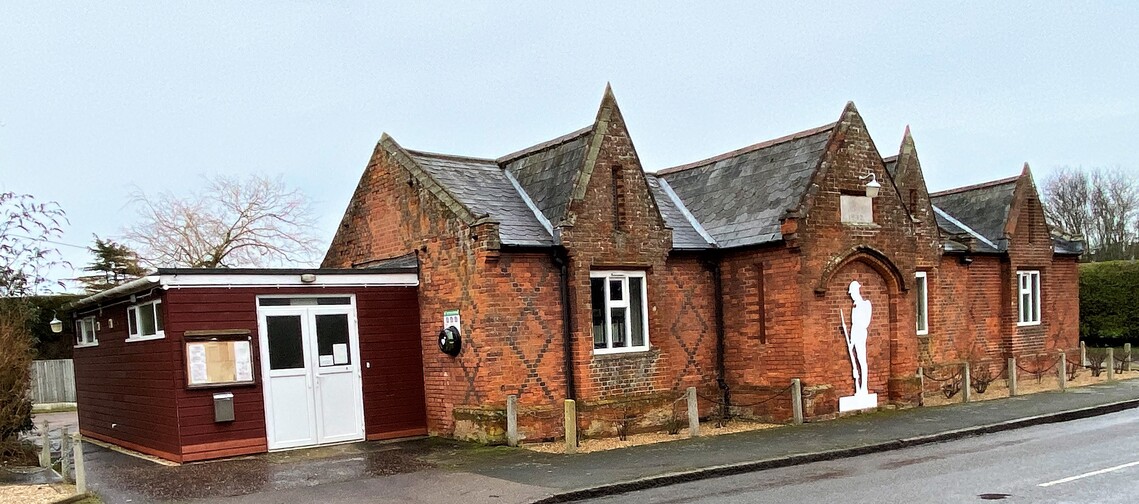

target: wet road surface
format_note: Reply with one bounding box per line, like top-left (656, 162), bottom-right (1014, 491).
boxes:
top-left (582, 409), bottom-right (1139, 503)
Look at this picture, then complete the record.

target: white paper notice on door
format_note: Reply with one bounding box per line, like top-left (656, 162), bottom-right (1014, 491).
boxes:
top-left (319, 355), bottom-right (334, 366)
top-left (188, 343), bottom-right (208, 385)
top-left (333, 344), bottom-right (348, 365)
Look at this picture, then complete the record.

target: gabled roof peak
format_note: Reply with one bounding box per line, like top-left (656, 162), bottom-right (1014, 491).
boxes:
top-left (656, 121), bottom-right (837, 175)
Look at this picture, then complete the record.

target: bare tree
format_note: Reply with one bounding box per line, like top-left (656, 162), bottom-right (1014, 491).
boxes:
top-left (1042, 167), bottom-right (1090, 239)
top-left (0, 192), bottom-right (69, 296)
top-left (1043, 166), bottom-right (1138, 261)
top-left (1089, 168), bottom-right (1139, 260)
top-left (123, 174), bottom-right (321, 268)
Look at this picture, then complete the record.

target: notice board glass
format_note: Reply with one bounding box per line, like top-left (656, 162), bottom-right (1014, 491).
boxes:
top-left (184, 330), bottom-right (255, 389)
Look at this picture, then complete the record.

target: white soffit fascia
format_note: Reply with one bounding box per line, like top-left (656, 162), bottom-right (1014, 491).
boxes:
top-left (159, 273), bottom-right (420, 289)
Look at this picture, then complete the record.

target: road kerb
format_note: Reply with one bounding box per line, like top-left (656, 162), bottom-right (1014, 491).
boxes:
top-left (530, 398), bottom-right (1139, 504)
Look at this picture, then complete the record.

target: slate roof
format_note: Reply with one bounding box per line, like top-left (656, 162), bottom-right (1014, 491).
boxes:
top-left (645, 175), bottom-right (715, 249)
top-left (931, 205), bottom-right (1002, 253)
top-left (930, 177), bottom-right (1019, 252)
top-left (407, 150), bottom-right (555, 246)
top-left (657, 124), bottom-right (835, 248)
top-left (882, 155), bottom-right (898, 177)
top-left (499, 127), bottom-right (592, 229)
top-left (1052, 235), bottom-right (1085, 255)
top-left (354, 252), bottom-right (419, 270)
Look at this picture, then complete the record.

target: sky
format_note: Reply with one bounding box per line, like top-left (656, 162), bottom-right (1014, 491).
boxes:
top-left (3, 2), bottom-right (1138, 291)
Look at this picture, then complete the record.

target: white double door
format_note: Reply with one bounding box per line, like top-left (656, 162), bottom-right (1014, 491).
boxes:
top-left (258, 300), bottom-right (364, 450)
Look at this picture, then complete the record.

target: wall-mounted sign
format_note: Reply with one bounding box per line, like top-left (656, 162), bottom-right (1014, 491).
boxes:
top-left (840, 195), bottom-right (873, 224)
top-left (443, 309), bottom-right (461, 332)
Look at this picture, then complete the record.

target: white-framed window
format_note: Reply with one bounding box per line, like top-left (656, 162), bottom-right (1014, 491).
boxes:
top-left (75, 316), bottom-right (98, 347)
top-left (127, 299), bottom-right (165, 341)
top-left (1017, 270), bottom-right (1041, 326)
top-left (590, 270), bottom-right (649, 354)
top-left (915, 271), bottom-right (929, 335)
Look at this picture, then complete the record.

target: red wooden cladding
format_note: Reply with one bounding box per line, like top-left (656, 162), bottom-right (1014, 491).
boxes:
top-left (72, 282), bottom-right (426, 462)
top-left (72, 290), bottom-right (181, 459)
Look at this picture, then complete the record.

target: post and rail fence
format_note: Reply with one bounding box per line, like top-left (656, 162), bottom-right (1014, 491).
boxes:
top-left (505, 379), bottom-right (806, 451)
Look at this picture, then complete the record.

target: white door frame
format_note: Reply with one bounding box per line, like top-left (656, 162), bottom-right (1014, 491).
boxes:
top-left (257, 295), bottom-right (365, 450)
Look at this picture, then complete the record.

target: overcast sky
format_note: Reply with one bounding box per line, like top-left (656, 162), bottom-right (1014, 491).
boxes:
top-left (3, 2), bottom-right (1138, 290)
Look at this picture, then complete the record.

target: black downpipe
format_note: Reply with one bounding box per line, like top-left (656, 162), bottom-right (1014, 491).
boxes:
top-left (554, 248), bottom-right (576, 400)
top-left (711, 254), bottom-right (730, 420)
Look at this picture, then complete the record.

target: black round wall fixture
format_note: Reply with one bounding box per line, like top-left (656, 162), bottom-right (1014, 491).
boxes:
top-left (438, 326), bottom-right (461, 356)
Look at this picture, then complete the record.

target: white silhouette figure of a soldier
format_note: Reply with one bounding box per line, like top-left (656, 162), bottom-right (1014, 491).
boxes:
top-left (842, 280), bottom-right (872, 396)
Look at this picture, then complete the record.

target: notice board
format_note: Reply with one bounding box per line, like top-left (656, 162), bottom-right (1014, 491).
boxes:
top-left (184, 330), bottom-right (255, 389)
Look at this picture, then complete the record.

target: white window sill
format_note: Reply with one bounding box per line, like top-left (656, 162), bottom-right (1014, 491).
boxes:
top-left (74, 342), bottom-right (99, 348)
top-left (593, 346), bottom-right (652, 356)
top-left (1016, 321), bottom-right (1042, 327)
top-left (126, 334), bottom-right (166, 343)
top-left (916, 329), bottom-right (929, 336)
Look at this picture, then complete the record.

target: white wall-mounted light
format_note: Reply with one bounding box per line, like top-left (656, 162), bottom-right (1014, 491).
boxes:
top-left (49, 314), bottom-right (63, 334)
top-left (861, 172), bottom-right (881, 198)
top-left (300, 273), bottom-right (316, 283)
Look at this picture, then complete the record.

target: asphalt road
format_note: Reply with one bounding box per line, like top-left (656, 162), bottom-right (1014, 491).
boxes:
top-left (583, 409), bottom-right (1139, 504)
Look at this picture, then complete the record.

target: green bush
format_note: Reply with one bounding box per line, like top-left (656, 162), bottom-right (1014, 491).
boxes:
top-left (1080, 260), bottom-right (1139, 344)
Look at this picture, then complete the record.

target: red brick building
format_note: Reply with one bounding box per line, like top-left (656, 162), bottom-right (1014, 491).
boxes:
top-left (323, 87), bottom-right (1083, 442)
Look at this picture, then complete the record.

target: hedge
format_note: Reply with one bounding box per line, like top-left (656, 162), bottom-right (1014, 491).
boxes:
top-left (1080, 260), bottom-right (1139, 345)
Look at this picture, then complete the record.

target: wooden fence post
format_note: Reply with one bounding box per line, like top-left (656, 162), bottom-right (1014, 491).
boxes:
top-left (72, 432), bottom-right (86, 494)
top-left (506, 395), bottom-right (518, 447)
top-left (1107, 348), bottom-right (1116, 381)
top-left (1058, 352), bottom-right (1067, 391)
top-left (564, 399), bottom-right (577, 454)
top-left (1008, 357), bottom-right (1017, 397)
top-left (60, 426), bottom-right (71, 483)
top-left (1126, 343), bottom-right (1133, 372)
top-left (791, 379), bottom-right (803, 425)
top-left (962, 362), bottom-right (971, 403)
top-left (917, 367), bottom-right (925, 406)
top-left (686, 387), bottom-right (700, 436)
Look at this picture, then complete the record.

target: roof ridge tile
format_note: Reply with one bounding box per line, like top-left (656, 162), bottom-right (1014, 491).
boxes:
top-left (496, 126), bottom-right (593, 164)
top-left (405, 149), bottom-right (497, 164)
top-left (930, 175), bottom-right (1020, 197)
top-left (656, 121), bottom-right (837, 176)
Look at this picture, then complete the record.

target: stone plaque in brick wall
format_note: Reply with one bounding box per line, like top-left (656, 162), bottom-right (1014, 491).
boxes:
top-left (840, 195), bottom-right (873, 224)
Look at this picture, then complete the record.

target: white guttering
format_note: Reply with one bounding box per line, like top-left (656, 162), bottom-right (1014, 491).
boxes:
top-left (932, 205), bottom-right (1000, 250)
top-left (71, 275), bottom-right (161, 310)
top-left (159, 272), bottom-right (419, 289)
top-left (657, 178), bottom-right (718, 246)
top-left (70, 272), bottom-right (419, 312)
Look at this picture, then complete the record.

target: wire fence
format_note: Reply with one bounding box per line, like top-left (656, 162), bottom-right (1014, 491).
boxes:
top-left (2, 421), bottom-right (84, 491)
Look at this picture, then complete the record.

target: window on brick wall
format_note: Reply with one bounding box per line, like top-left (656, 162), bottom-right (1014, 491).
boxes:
top-left (1017, 270), bottom-right (1041, 326)
top-left (915, 271), bottom-right (929, 335)
top-left (591, 270), bottom-right (648, 354)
